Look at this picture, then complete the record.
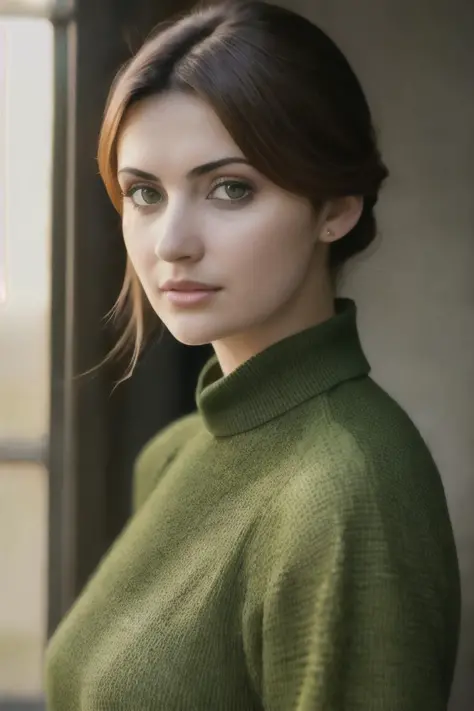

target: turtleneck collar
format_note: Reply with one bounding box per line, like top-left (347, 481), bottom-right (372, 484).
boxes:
top-left (195, 298), bottom-right (370, 437)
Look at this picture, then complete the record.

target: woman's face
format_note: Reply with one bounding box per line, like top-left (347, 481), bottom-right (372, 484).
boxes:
top-left (117, 91), bottom-right (337, 368)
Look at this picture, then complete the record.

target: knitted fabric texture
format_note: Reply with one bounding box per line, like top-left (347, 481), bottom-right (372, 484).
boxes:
top-left (45, 299), bottom-right (460, 710)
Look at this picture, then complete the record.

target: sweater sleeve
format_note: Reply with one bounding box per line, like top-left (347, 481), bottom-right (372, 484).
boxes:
top-left (241, 461), bottom-right (449, 711)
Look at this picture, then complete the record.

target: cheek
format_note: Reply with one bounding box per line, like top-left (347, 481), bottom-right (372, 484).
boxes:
top-left (122, 217), bottom-right (153, 274)
top-left (223, 204), bottom-right (314, 289)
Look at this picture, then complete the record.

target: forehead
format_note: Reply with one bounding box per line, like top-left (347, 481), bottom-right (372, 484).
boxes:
top-left (117, 91), bottom-right (244, 173)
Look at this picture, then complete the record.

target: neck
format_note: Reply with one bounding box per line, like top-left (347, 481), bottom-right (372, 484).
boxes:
top-left (197, 298), bottom-right (368, 437)
top-left (212, 263), bottom-right (335, 376)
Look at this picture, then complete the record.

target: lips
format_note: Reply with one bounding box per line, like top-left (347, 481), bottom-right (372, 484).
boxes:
top-left (160, 280), bottom-right (221, 292)
top-left (163, 288), bottom-right (220, 307)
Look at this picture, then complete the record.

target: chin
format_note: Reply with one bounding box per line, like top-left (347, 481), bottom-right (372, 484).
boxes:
top-left (164, 320), bottom-right (218, 347)
top-left (163, 316), bottom-right (240, 347)
top-left (171, 332), bottom-right (213, 347)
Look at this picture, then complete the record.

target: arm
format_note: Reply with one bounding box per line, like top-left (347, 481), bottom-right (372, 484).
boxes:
top-left (242, 470), bottom-right (449, 710)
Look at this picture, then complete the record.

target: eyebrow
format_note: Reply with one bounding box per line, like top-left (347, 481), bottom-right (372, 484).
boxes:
top-left (118, 157), bottom-right (250, 182)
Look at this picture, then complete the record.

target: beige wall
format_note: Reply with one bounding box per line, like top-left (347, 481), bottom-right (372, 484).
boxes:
top-left (278, 0), bottom-right (474, 708)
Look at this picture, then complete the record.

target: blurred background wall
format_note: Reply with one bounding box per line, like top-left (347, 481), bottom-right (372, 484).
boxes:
top-left (0, 0), bottom-right (472, 709)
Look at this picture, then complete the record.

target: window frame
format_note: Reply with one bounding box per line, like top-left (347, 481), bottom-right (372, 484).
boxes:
top-left (0, 1), bottom-right (74, 640)
top-left (0, 0), bottom-right (73, 21)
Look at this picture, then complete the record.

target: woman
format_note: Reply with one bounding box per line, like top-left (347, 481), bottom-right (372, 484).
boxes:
top-left (45, 1), bottom-right (461, 708)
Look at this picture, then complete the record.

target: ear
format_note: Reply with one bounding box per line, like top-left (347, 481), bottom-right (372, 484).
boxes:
top-left (319, 196), bottom-right (364, 244)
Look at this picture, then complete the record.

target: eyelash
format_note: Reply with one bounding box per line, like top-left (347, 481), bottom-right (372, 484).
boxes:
top-left (120, 185), bottom-right (158, 210)
top-left (120, 177), bottom-right (254, 211)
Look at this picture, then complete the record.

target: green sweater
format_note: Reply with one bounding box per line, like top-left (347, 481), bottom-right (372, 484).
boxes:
top-left (45, 299), bottom-right (460, 710)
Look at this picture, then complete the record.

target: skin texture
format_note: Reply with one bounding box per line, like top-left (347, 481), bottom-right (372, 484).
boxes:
top-left (117, 91), bottom-right (362, 375)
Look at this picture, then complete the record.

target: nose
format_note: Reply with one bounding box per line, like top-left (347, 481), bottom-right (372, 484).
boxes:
top-left (154, 202), bottom-right (204, 263)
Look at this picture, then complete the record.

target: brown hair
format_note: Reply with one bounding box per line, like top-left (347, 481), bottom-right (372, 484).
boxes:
top-left (98, 0), bottom-right (388, 379)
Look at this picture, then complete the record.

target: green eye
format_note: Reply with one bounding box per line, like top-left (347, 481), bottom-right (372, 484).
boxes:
top-left (209, 180), bottom-right (252, 201)
top-left (224, 182), bottom-right (248, 200)
top-left (128, 186), bottom-right (161, 207)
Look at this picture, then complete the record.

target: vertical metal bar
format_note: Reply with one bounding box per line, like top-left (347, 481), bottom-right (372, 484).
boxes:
top-left (47, 16), bottom-right (77, 638)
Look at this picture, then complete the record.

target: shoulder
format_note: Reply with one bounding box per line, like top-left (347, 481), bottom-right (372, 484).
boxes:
top-left (247, 376), bottom-right (451, 575)
top-left (133, 411), bottom-right (203, 512)
top-left (320, 376), bottom-right (443, 503)
top-left (298, 375), bottom-right (450, 534)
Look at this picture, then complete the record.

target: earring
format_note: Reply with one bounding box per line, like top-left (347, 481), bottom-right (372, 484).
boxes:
top-left (326, 228), bottom-right (333, 238)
